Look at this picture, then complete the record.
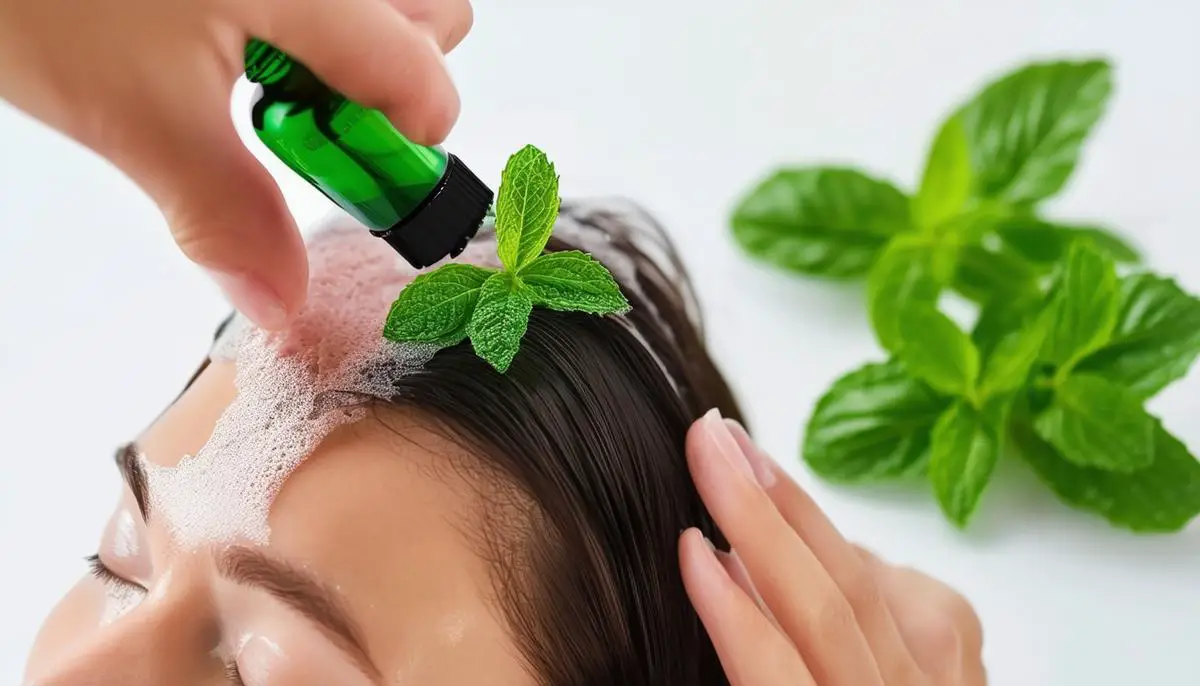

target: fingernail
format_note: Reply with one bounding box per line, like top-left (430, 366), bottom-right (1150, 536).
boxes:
top-left (701, 408), bottom-right (756, 483)
top-left (722, 550), bottom-right (778, 624)
top-left (206, 269), bottom-right (289, 330)
top-left (716, 551), bottom-right (759, 604)
top-left (723, 418), bottom-right (777, 489)
top-left (690, 530), bottom-right (730, 587)
top-left (715, 550), bottom-right (746, 584)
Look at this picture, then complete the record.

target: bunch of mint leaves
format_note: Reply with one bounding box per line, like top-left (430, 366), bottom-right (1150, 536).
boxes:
top-left (384, 145), bottom-right (630, 373)
top-left (732, 58), bottom-right (1200, 532)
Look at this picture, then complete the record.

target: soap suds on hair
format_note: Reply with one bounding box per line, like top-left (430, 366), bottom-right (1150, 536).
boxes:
top-left (144, 214), bottom-right (501, 547)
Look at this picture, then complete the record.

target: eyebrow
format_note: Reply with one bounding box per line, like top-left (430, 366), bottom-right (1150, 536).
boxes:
top-left (114, 442), bottom-right (380, 681)
top-left (115, 443), bottom-right (150, 522)
top-left (217, 546), bottom-right (382, 681)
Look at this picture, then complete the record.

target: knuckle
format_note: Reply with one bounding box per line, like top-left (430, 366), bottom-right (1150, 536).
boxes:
top-left (162, 179), bottom-right (284, 269)
top-left (909, 611), bottom-right (963, 665)
top-left (841, 563), bottom-right (886, 617)
top-left (169, 216), bottom-right (220, 267)
top-left (811, 591), bottom-right (858, 644)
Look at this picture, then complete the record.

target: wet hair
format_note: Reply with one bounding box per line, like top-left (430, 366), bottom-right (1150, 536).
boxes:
top-left (196, 202), bottom-right (739, 684)
top-left (378, 201), bottom-right (741, 685)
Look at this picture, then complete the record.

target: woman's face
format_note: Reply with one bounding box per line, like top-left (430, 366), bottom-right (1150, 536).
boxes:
top-left (24, 360), bottom-right (531, 685)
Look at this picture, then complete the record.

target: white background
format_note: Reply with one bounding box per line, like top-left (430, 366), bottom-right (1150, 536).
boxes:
top-left (2, 1), bottom-right (1198, 683)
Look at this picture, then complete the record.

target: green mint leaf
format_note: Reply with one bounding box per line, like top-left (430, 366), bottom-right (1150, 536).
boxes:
top-left (897, 307), bottom-right (980, 397)
top-left (1042, 242), bottom-right (1119, 368)
top-left (1013, 418), bottom-right (1200, 533)
top-left (731, 167), bottom-right (912, 278)
top-left (383, 263), bottom-right (495, 345)
top-left (971, 291), bottom-right (1045, 361)
top-left (495, 145), bottom-right (561, 272)
top-left (929, 401), bottom-right (1000, 527)
top-left (996, 217), bottom-right (1140, 265)
top-left (867, 235), bottom-right (956, 353)
top-left (932, 203), bottom-right (1010, 244)
top-left (1033, 373), bottom-right (1154, 472)
top-left (952, 244), bottom-right (1042, 304)
top-left (467, 272), bottom-right (534, 373)
top-left (1076, 274), bottom-right (1200, 399)
top-left (978, 305), bottom-right (1051, 397)
top-left (959, 59), bottom-right (1112, 204)
top-left (519, 251), bottom-right (630, 315)
top-left (914, 114), bottom-right (973, 231)
top-left (804, 359), bottom-right (952, 482)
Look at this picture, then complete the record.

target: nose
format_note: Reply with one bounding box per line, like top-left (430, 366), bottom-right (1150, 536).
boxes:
top-left (24, 571), bottom-right (229, 685)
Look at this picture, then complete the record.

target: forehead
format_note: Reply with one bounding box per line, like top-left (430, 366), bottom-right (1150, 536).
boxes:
top-left (138, 360), bottom-right (529, 682)
top-left (143, 218), bottom-right (509, 547)
top-left (129, 219), bottom-right (534, 680)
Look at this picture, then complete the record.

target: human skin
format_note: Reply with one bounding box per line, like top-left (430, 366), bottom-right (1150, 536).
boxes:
top-left (680, 412), bottom-right (987, 686)
top-left (23, 367), bottom-right (986, 685)
top-left (0, 0), bottom-right (473, 331)
top-left (24, 360), bottom-right (533, 685)
top-left (21, 202), bottom-right (983, 682)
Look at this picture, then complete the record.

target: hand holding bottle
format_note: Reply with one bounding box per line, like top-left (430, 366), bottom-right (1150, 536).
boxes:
top-left (0, 0), bottom-right (473, 329)
top-left (683, 412), bottom-right (987, 686)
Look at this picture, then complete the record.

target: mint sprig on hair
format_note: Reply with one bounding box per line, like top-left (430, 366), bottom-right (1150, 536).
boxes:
top-left (384, 145), bottom-right (630, 372)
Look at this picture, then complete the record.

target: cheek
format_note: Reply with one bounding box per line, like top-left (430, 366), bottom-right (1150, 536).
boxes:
top-left (24, 578), bottom-right (105, 673)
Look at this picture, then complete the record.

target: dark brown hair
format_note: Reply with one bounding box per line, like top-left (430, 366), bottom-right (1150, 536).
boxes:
top-left (377, 201), bottom-right (741, 685)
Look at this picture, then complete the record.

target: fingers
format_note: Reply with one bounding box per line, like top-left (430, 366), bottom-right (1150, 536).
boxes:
top-left (122, 80), bottom-right (308, 330)
top-left (244, 0), bottom-right (461, 145)
top-left (724, 419), bottom-right (925, 683)
top-left (679, 529), bottom-right (815, 686)
top-left (878, 565), bottom-right (986, 686)
top-left (385, 0), bottom-right (475, 52)
top-left (686, 410), bottom-right (884, 686)
top-left (715, 551), bottom-right (776, 624)
top-left (714, 551), bottom-right (756, 600)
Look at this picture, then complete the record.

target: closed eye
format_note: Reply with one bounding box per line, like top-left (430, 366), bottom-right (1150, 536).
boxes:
top-left (86, 556), bottom-right (243, 684)
top-left (85, 554), bottom-right (144, 591)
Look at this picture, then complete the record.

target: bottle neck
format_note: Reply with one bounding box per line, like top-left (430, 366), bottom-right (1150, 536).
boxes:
top-left (261, 63), bottom-right (332, 102)
top-left (245, 39), bottom-right (335, 100)
top-left (244, 39), bottom-right (292, 85)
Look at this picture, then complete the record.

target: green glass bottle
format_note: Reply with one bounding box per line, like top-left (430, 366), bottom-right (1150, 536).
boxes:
top-left (244, 39), bottom-right (492, 268)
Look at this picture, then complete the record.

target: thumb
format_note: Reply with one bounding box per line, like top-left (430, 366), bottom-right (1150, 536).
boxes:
top-left (130, 108), bottom-right (309, 330)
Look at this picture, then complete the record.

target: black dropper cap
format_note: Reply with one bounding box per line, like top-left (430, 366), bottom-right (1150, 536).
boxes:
top-left (370, 155), bottom-right (493, 268)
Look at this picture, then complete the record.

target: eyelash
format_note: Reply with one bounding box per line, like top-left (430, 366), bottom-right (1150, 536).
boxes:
top-left (85, 554), bottom-right (142, 591)
top-left (86, 554), bottom-right (245, 685)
